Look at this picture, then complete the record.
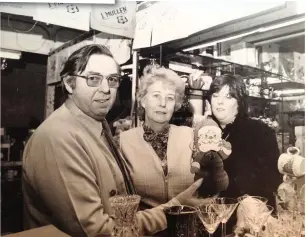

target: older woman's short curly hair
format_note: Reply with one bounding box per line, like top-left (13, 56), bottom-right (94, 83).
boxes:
top-left (137, 65), bottom-right (186, 121)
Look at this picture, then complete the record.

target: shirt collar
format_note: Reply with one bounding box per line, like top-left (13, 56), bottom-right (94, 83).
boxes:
top-left (64, 98), bottom-right (103, 138)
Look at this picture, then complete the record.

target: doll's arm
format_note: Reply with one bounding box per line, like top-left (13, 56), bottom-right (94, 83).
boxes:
top-left (219, 140), bottom-right (232, 159)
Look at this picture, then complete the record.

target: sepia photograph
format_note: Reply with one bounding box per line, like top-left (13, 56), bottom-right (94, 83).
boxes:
top-left (0, 1), bottom-right (305, 237)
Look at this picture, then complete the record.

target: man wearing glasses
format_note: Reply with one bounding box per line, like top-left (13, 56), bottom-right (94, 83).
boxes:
top-left (22, 44), bottom-right (204, 237)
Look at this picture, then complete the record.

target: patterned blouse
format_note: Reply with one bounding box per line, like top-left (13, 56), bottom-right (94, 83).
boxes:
top-left (142, 124), bottom-right (170, 175)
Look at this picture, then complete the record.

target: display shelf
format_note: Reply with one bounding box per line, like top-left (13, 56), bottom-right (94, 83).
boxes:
top-left (247, 96), bottom-right (281, 102)
top-left (282, 110), bottom-right (305, 114)
top-left (162, 51), bottom-right (305, 91)
top-left (1, 178), bottom-right (22, 183)
top-left (282, 110), bottom-right (305, 127)
top-left (1, 161), bottom-right (22, 167)
top-left (268, 81), bottom-right (305, 90)
top-left (1, 143), bottom-right (11, 148)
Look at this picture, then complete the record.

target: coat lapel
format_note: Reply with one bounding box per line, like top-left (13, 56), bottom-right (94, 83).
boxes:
top-left (166, 125), bottom-right (179, 171)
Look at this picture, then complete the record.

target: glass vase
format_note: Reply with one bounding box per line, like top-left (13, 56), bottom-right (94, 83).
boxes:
top-left (109, 195), bottom-right (141, 237)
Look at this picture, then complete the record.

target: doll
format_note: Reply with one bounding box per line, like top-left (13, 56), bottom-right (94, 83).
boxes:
top-left (191, 117), bottom-right (232, 197)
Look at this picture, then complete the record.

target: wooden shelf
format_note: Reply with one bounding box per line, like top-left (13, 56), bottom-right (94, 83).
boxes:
top-left (155, 51), bottom-right (305, 92)
top-left (282, 110), bottom-right (305, 114)
top-left (247, 96), bottom-right (281, 102)
top-left (1, 161), bottom-right (22, 167)
top-left (269, 81), bottom-right (305, 90)
top-left (1, 144), bottom-right (11, 149)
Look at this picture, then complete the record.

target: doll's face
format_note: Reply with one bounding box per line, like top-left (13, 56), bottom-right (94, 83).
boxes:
top-left (197, 126), bottom-right (222, 152)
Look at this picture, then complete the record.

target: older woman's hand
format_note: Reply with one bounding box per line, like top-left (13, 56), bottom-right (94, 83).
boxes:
top-left (175, 178), bottom-right (217, 207)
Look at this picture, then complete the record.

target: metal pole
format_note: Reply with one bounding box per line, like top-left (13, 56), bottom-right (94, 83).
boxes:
top-left (159, 45), bottom-right (163, 65)
top-left (131, 50), bottom-right (139, 127)
top-left (281, 76), bottom-right (284, 153)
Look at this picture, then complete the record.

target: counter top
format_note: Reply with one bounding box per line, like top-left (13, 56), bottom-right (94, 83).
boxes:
top-left (3, 225), bottom-right (235, 237)
top-left (2, 226), bottom-right (158, 237)
top-left (3, 225), bottom-right (69, 237)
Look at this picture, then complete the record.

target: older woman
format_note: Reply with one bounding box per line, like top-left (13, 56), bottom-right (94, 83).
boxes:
top-left (208, 74), bottom-right (282, 234)
top-left (120, 66), bottom-right (200, 210)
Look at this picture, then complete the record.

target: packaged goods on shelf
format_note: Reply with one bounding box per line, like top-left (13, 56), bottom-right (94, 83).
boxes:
top-left (294, 53), bottom-right (305, 83)
top-left (279, 47), bottom-right (295, 81)
top-left (278, 49), bottom-right (304, 83)
top-left (230, 41), bottom-right (257, 67)
top-left (261, 43), bottom-right (280, 74)
top-left (277, 132), bottom-right (290, 153)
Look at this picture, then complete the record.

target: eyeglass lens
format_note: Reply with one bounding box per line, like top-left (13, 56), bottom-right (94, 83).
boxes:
top-left (86, 75), bottom-right (120, 88)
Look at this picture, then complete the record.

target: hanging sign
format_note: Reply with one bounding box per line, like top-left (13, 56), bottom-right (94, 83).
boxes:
top-left (34, 3), bottom-right (90, 31)
top-left (90, 1), bottom-right (136, 38)
top-left (132, 2), bottom-right (156, 49)
top-left (2, 0), bottom-right (115, 3)
top-left (93, 32), bottom-right (132, 65)
top-left (0, 3), bottom-right (36, 17)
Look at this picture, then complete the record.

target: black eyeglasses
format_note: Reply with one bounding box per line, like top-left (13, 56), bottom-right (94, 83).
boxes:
top-left (70, 74), bottom-right (121, 88)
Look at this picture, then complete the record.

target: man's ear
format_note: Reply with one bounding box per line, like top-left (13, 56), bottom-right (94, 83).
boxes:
top-left (63, 77), bottom-right (73, 94)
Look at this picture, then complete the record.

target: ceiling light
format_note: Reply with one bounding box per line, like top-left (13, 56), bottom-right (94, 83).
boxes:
top-left (253, 32), bottom-right (305, 46)
top-left (183, 16), bottom-right (305, 52)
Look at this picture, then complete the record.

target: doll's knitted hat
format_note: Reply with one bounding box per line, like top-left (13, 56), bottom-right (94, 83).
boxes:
top-left (194, 116), bottom-right (219, 138)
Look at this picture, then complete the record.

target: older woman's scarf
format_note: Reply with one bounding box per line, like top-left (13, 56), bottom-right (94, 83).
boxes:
top-left (143, 124), bottom-right (170, 175)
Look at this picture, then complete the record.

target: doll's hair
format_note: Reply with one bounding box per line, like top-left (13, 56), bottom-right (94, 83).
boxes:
top-left (209, 74), bottom-right (249, 119)
top-left (137, 65), bottom-right (185, 121)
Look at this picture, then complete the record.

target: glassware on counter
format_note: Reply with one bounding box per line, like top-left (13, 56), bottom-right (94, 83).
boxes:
top-left (109, 195), bottom-right (141, 237)
top-left (197, 204), bottom-right (223, 237)
top-left (237, 195), bottom-right (273, 237)
top-left (237, 195), bottom-right (268, 205)
top-left (210, 197), bottom-right (239, 237)
top-left (266, 211), bottom-right (304, 237)
top-left (164, 205), bottom-right (198, 237)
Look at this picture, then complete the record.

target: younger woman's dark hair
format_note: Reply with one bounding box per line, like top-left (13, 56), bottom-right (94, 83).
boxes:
top-left (209, 74), bottom-right (249, 118)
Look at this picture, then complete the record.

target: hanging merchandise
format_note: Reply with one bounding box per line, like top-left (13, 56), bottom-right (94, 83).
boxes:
top-left (34, 3), bottom-right (90, 31)
top-left (90, 2), bottom-right (137, 39)
top-left (260, 77), bottom-right (270, 99)
top-left (294, 53), bottom-right (305, 83)
top-left (185, 70), bottom-right (212, 116)
top-left (261, 43), bottom-right (280, 73)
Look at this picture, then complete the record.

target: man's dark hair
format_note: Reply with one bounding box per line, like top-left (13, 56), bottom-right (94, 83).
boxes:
top-left (60, 44), bottom-right (120, 94)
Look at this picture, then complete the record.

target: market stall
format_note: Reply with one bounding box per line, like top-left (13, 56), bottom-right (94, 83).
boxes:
top-left (125, 4), bottom-right (305, 236)
top-left (129, 1), bottom-right (305, 154)
top-left (1, 1), bottom-right (305, 236)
